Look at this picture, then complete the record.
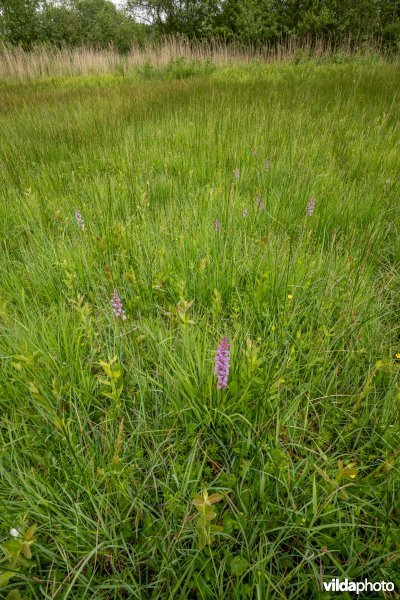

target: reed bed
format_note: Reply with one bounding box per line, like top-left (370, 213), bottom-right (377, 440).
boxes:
top-left (0, 35), bottom-right (391, 80)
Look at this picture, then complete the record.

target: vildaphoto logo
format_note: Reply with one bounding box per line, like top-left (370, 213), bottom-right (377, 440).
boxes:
top-left (323, 578), bottom-right (395, 594)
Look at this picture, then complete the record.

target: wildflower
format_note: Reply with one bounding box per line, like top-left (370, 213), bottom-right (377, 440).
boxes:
top-left (74, 209), bottom-right (85, 231)
top-left (214, 337), bottom-right (230, 390)
top-left (386, 178), bottom-right (391, 185)
top-left (9, 527), bottom-right (20, 538)
top-left (265, 160), bottom-right (270, 172)
top-left (256, 196), bottom-right (265, 211)
top-left (307, 197), bottom-right (315, 216)
top-left (214, 219), bottom-right (221, 232)
top-left (112, 288), bottom-right (126, 320)
top-left (234, 167), bottom-right (240, 179)
top-left (242, 208), bottom-right (248, 218)
top-left (287, 294), bottom-right (293, 300)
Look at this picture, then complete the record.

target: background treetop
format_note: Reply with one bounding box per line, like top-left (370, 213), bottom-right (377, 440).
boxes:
top-left (0, 0), bottom-right (399, 50)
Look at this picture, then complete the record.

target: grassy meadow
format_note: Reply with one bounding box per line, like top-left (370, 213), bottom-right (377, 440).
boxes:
top-left (0, 59), bottom-right (400, 598)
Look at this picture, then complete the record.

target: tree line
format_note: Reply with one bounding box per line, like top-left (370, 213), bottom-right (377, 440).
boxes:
top-left (1, 0), bottom-right (399, 52)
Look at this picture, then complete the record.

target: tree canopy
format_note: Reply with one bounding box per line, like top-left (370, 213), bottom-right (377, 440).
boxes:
top-left (0, 0), bottom-right (399, 50)
top-left (0, 0), bottom-right (144, 50)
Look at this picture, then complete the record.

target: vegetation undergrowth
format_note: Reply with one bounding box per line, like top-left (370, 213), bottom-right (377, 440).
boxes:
top-left (0, 61), bottom-right (399, 599)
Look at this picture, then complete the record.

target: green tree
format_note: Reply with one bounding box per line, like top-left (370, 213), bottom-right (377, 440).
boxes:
top-left (40, 2), bottom-right (81, 46)
top-left (0, 0), bottom-right (143, 50)
top-left (1, 0), bottom-right (399, 50)
top-left (233, 0), bottom-right (399, 47)
top-left (126, 0), bottom-right (222, 36)
top-left (72, 0), bottom-right (137, 49)
top-left (0, 0), bottom-right (42, 47)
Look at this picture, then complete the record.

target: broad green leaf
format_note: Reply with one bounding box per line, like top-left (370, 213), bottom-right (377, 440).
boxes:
top-left (21, 543), bottom-right (31, 559)
top-left (207, 493), bottom-right (223, 504)
top-left (192, 498), bottom-right (204, 508)
top-left (101, 392), bottom-right (120, 400)
top-left (231, 556), bottom-right (249, 577)
top-left (203, 509), bottom-right (217, 521)
top-left (6, 590), bottom-right (22, 600)
top-left (98, 378), bottom-right (112, 387)
top-left (24, 525), bottom-right (37, 541)
top-left (0, 571), bottom-right (17, 588)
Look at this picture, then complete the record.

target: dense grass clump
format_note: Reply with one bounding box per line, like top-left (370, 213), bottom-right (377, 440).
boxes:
top-left (0, 62), bottom-right (399, 599)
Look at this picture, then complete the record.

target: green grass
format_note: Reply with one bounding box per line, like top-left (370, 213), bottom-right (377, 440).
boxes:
top-left (0, 61), bottom-right (399, 599)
